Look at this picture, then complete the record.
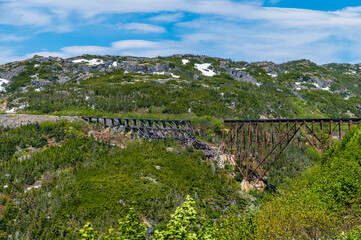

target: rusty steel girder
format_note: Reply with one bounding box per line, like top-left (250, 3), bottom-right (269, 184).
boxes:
top-left (222, 118), bottom-right (361, 181)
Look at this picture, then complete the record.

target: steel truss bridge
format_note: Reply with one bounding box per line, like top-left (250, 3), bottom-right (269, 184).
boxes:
top-left (222, 118), bottom-right (361, 181)
top-left (81, 116), bottom-right (193, 141)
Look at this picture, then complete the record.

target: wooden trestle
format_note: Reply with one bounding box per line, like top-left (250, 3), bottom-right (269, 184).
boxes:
top-left (81, 116), bottom-right (192, 140)
top-left (222, 118), bottom-right (361, 181)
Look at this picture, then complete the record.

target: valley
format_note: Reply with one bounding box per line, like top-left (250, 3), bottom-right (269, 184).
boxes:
top-left (0, 54), bottom-right (361, 239)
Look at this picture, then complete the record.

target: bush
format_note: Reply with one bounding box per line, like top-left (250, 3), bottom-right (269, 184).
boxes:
top-left (256, 125), bottom-right (361, 239)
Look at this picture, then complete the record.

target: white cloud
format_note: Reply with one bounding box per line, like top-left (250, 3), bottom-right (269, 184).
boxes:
top-left (119, 23), bottom-right (166, 33)
top-left (0, 34), bottom-right (28, 42)
top-left (15, 40), bottom-right (166, 61)
top-left (0, 48), bottom-right (28, 64)
top-left (112, 40), bottom-right (161, 50)
top-left (10, 0), bottom-right (192, 14)
top-left (61, 46), bottom-right (112, 55)
top-left (149, 13), bottom-right (184, 22)
top-left (5, 1), bottom-right (361, 31)
top-left (0, 6), bottom-right (52, 27)
top-left (2, 0), bottom-right (361, 64)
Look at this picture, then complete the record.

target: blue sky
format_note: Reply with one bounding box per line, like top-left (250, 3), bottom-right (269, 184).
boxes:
top-left (1, 0), bottom-right (361, 64)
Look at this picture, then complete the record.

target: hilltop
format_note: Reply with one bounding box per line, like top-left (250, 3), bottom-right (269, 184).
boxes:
top-left (1, 54), bottom-right (361, 121)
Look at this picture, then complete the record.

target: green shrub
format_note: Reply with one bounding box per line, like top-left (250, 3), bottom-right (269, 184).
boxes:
top-left (256, 125), bottom-right (361, 239)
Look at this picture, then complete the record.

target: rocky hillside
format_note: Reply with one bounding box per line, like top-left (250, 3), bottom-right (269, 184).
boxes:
top-left (1, 54), bottom-right (361, 120)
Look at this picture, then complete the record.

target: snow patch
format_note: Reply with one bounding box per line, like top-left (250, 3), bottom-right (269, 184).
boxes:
top-left (345, 70), bottom-right (357, 75)
top-left (6, 108), bottom-right (16, 113)
top-left (5, 103), bottom-right (28, 113)
top-left (182, 59), bottom-right (189, 65)
top-left (153, 71), bottom-right (166, 75)
top-left (72, 58), bottom-right (104, 66)
top-left (321, 86), bottom-right (331, 91)
top-left (267, 73), bottom-right (278, 78)
top-left (194, 63), bottom-right (215, 77)
top-left (312, 83), bottom-right (319, 88)
top-left (235, 67), bottom-right (247, 71)
top-left (0, 78), bottom-right (9, 92)
top-left (171, 73), bottom-right (180, 79)
top-left (313, 83), bottom-right (331, 92)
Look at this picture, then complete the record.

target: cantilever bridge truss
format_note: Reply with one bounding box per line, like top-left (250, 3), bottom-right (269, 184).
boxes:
top-left (81, 116), bottom-right (193, 141)
top-left (222, 118), bottom-right (361, 181)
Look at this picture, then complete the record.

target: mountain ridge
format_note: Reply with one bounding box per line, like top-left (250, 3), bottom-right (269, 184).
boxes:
top-left (1, 53), bottom-right (361, 123)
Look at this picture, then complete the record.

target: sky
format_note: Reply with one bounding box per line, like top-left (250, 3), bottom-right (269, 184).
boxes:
top-left (1, 0), bottom-right (361, 64)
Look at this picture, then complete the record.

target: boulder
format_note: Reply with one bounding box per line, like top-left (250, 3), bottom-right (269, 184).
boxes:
top-left (241, 179), bottom-right (265, 192)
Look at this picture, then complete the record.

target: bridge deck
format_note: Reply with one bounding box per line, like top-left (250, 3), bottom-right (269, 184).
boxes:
top-left (225, 117), bottom-right (361, 123)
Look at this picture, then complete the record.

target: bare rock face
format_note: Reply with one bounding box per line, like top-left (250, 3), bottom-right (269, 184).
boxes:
top-left (311, 77), bottom-right (332, 88)
top-left (30, 79), bottom-right (53, 86)
top-left (0, 66), bottom-right (25, 80)
top-left (147, 63), bottom-right (169, 73)
top-left (241, 179), bottom-right (265, 192)
top-left (226, 69), bottom-right (259, 85)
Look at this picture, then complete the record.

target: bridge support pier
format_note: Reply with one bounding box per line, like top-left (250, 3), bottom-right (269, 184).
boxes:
top-left (81, 116), bottom-right (193, 141)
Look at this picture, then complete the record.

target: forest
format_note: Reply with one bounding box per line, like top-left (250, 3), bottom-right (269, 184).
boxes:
top-left (0, 120), bottom-right (360, 239)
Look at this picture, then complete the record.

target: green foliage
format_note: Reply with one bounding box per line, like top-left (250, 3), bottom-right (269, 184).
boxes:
top-left (339, 225), bottom-right (361, 239)
top-left (256, 125), bottom-right (361, 239)
top-left (10, 61), bottom-right (360, 121)
top-left (214, 213), bottom-right (256, 240)
top-left (4, 55), bottom-right (361, 239)
top-left (79, 208), bottom-right (146, 240)
top-left (115, 208), bottom-right (146, 239)
top-left (154, 195), bottom-right (200, 239)
top-left (6, 64), bottom-right (36, 92)
top-left (79, 196), bottom-right (256, 240)
top-left (0, 121), bottom-right (245, 239)
top-left (79, 222), bottom-right (98, 240)
top-left (266, 144), bottom-right (320, 190)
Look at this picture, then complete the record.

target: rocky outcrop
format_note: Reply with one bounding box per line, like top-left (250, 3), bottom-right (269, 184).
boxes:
top-left (30, 79), bottom-right (53, 86)
top-left (226, 69), bottom-right (259, 85)
top-left (254, 61), bottom-right (285, 73)
top-left (0, 114), bottom-right (81, 129)
top-left (0, 66), bottom-right (25, 80)
top-left (241, 179), bottom-right (265, 192)
top-left (311, 77), bottom-right (332, 88)
top-left (147, 63), bottom-right (169, 73)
